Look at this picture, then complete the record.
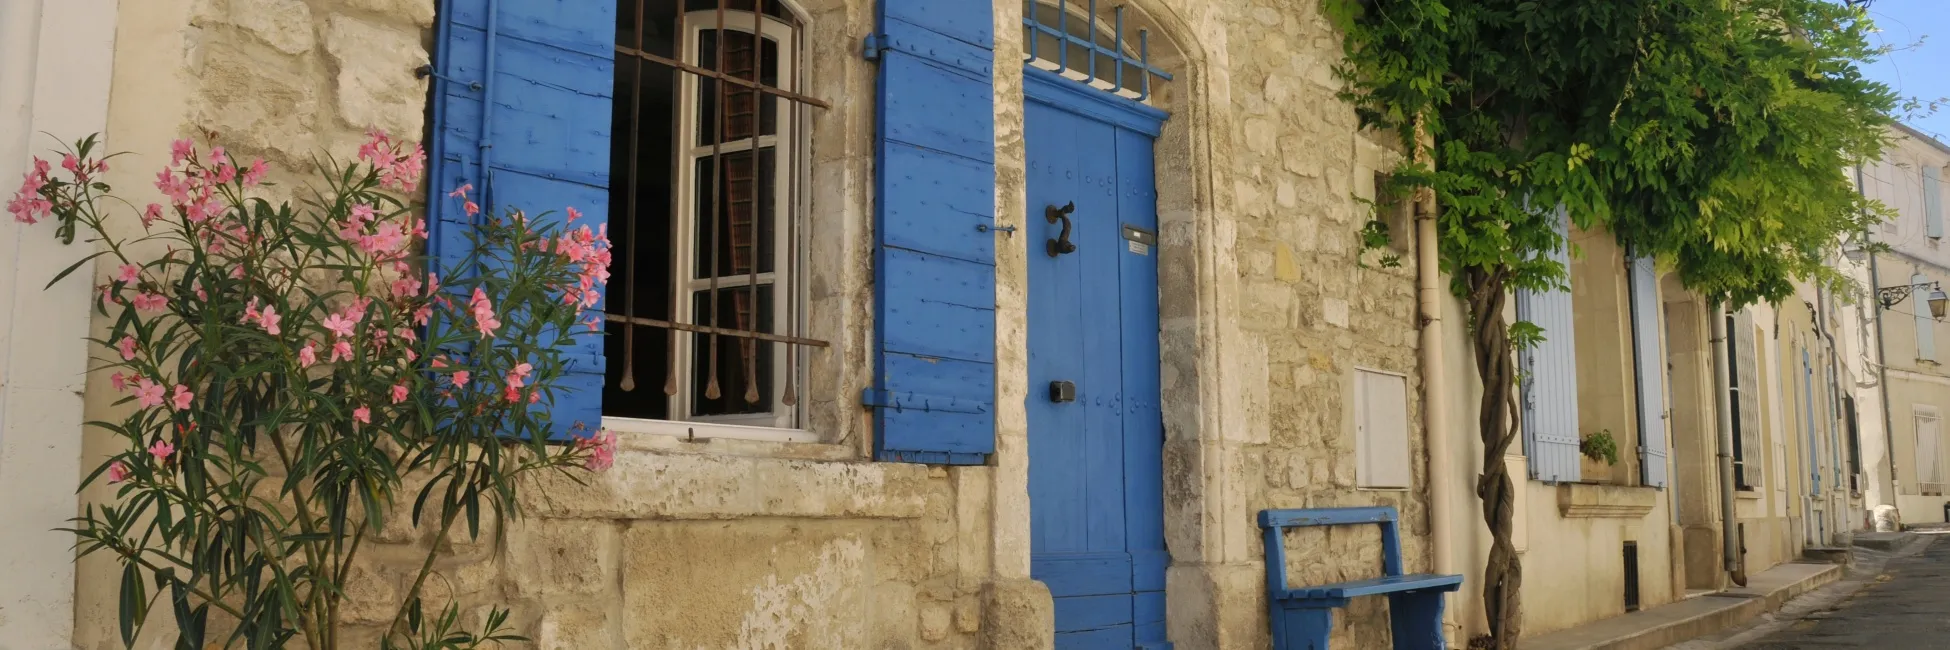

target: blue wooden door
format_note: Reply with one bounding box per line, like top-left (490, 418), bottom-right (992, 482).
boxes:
top-left (1025, 100), bottom-right (1168, 649)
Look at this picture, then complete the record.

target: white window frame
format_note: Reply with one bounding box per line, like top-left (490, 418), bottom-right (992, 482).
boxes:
top-left (603, 8), bottom-right (810, 442)
top-left (1916, 405), bottom-right (1943, 493)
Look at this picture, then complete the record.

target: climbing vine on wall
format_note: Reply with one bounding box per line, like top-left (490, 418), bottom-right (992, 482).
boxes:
top-left (1326, 0), bottom-right (1897, 646)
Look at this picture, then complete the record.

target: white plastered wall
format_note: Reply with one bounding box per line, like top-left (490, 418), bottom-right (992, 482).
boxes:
top-left (0, 1), bottom-right (119, 647)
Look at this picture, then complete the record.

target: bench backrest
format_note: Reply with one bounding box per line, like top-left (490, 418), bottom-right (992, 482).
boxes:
top-left (1257, 506), bottom-right (1403, 594)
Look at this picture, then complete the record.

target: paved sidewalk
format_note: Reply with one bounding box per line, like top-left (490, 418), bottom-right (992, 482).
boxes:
top-left (1525, 561), bottom-right (1842, 650)
top-left (1663, 531), bottom-right (1942, 649)
top-left (1729, 534), bottom-right (1950, 648)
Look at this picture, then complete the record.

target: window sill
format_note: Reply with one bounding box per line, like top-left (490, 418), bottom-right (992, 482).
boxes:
top-left (1556, 483), bottom-right (1658, 519)
top-left (604, 416), bottom-right (821, 444)
top-left (1736, 489), bottom-right (1763, 500)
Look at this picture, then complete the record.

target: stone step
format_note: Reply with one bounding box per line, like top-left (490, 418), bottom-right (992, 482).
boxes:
top-left (1800, 546), bottom-right (1852, 564)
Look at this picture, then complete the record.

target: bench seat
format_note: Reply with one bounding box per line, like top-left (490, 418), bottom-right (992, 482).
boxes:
top-left (1260, 506), bottom-right (1463, 649)
top-left (1278, 573), bottom-right (1463, 601)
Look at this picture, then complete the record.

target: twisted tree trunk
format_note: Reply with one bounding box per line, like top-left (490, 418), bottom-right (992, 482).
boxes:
top-left (1466, 265), bottom-right (1523, 649)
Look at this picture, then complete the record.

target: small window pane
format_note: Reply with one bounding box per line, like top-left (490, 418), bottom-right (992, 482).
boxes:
top-left (695, 29), bottom-right (779, 146)
top-left (692, 148), bottom-right (776, 278)
top-left (691, 285), bottom-right (775, 416)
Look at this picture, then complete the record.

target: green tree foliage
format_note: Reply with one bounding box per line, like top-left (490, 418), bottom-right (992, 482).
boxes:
top-left (1326, 1), bottom-right (1897, 646)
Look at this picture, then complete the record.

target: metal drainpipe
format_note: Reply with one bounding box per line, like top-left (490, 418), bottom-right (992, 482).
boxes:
top-left (1711, 301), bottom-right (1748, 586)
top-left (1859, 164), bottom-right (1902, 522)
top-left (1414, 194), bottom-right (1456, 641)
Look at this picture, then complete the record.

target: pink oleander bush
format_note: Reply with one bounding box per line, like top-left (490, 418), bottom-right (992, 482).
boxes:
top-left (12, 133), bottom-right (615, 649)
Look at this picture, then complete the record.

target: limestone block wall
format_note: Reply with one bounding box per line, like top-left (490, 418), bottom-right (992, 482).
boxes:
top-left (67, 0), bottom-right (1443, 648)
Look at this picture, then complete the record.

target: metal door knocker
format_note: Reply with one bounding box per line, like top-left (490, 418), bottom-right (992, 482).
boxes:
top-left (1046, 201), bottom-right (1078, 257)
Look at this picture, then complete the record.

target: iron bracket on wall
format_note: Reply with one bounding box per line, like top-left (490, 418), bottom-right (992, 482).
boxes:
top-left (861, 28), bottom-right (993, 77)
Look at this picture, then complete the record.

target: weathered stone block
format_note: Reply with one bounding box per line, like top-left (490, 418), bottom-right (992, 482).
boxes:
top-left (342, 0), bottom-right (438, 26)
top-left (621, 521), bottom-right (873, 649)
top-left (192, 43), bottom-right (319, 166)
top-left (522, 451), bottom-right (931, 520)
top-left (223, 0), bottom-right (316, 54)
top-left (325, 14), bottom-right (427, 136)
top-left (920, 604), bottom-right (951, 641)
top-left (981, 578), bottom-right (1052, 650)
top-left (536, 602), bottom-right (611, 650)
top-left (504, 519), bottom-right (615, 598)
top-left (340, 562), bottom-right (398, 625)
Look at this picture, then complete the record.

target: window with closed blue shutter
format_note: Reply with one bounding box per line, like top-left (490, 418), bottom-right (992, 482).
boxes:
top-left (862, 0), bottom-right (998, 464)
top-left (1517, 208), bottom-right (1581, 482)
top-left (1927, 166), bottom-right (1943, 239)
top-left (429, 0), bottom-right (614, 438)
top-left (1628, 256), bottom-right (1668, 488)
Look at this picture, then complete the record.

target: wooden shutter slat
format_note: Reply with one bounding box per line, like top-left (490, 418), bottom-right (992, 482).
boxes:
top-left (1519, 208), bottom-right (1582, 483)
top-left (430, 0), bottom-right (614, 439)
top-left (1629, 256), bottom-right (1669, 488)
top-left (866, 0), bottom-right (998, 464)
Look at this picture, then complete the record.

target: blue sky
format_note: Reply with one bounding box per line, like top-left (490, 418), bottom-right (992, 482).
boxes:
top-left (1862, 0), bottom-right (1950, 139)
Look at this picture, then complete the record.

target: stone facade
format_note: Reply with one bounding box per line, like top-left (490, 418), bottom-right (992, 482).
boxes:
top-left (64, 1), bottom-right (1438, 649)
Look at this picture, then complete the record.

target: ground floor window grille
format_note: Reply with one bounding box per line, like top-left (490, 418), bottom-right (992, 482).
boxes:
top-left (1917, 407), bottom-right (1943, 495)
top-left (605, 0), bottom-right (828, 430)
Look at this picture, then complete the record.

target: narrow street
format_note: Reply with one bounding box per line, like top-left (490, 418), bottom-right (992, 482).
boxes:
top-left (1736, 536), bottom-right (1950, 649)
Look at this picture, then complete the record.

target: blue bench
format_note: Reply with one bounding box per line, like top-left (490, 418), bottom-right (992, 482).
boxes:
top-left (1259, 507), bottom-right (1463, 650)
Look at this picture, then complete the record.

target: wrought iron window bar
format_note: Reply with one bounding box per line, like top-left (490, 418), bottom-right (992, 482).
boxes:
top-left (612, 0), bottom-right (828, 418)
top-left (1021, 0), bottom-right (1173, 100)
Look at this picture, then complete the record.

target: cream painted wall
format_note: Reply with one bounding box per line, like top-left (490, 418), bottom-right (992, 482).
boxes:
top-left (0, 1), bottom-right (118, 647)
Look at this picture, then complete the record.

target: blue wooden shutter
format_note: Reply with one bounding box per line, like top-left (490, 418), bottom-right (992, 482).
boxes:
top-left (1628, 256), bottom-right (1668, 488)
top-left (1517, 209), bottom-right (1581, 482)
top-left (1927, 166), bottom-right (1943, 239)
top-left (1917, 273), bottom-right (1938, 362)
top-left (861, 0), bottom-right (998, 464)
top-left (429, 0), bottom-right (613, 438)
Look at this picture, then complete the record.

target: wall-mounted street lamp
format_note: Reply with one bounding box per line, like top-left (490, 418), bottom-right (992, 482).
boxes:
top-left (1879, 280), bottom-right (1950, 320)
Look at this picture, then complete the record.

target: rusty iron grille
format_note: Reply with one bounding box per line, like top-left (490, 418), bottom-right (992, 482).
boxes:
top-left (1021, 0), bottom-right (1172, 101)
top-left (606, 0), bottom-right (828, 425)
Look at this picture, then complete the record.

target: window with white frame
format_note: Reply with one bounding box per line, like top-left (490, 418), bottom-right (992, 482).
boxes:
top-left (604, 0), bottom-right (823, 437)
top-left (1917, 406), bottom-right (1943, 495)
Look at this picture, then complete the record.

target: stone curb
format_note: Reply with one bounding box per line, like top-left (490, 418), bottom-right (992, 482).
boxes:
top-left (1521, 562), bottom-right (1844, 650)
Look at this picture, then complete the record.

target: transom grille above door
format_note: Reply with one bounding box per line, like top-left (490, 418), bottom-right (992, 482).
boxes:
top-left (1021, 0), bottom-right (1172, 100)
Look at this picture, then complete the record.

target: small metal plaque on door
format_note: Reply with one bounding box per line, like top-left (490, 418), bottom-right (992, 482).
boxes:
top-left (1123, 225), bottom-right (1156, 256)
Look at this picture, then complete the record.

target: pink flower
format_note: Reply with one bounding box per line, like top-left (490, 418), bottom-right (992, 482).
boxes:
top-left (566, 206), bottom-right (582, 222)
top-left (110, 372), bottom-right (128, 392)
top-left (170, 385), bottom-right (194, 411)
top-left (298, 342), bottom-right (317, 367)
top-left (413, 305), bottom-right (432, 326)
top-left (148, 439), bottom-right (175, 462)
top-left (585, 316), bottom-right (603, 332)
top-left (142, 203), bottom-right (164, 228)
top-left (352, 406), bottom-right (371, 424)
top-left (134, 378), bottom-right (165, 408)
top-left (350, 203), bottom-right (375, 223)
top-left (331, 339), bottom-right (353, 363)
top-left (132, 292), bottom-right (167, 312)
top-left (170, 139), bottom-right (194, 166)
top-left (391, 275), bottom-right (423, 299)
top-left (107, 461), bottom-right (131, 484)
top-left (391, 383), bottom-right (409, 404)
top-left (116, 264), bottom-right (139, 284)
top-left (503, 385), bottom-right (522, 403)
top-left (100, 285), bottom-right (120, 307)
top-left (242, 159), bottom-right (268, 186)
top-left (448, 183), bottom-right (473, 198)
top-left (463, 200), bottom-right (480, 216)
top-left (322, 313), bottom-right (357, 338)
top-left (475, 312), bottom-right (501, 339)
top-left (507, 362), bottom-right (533, 389)
top-left (116, 336), bottom-right (138, 361)
top-left (257, 305), bottom-right (281, 335)
top-left (575, 429), bottom-right (618, 472)
top-left (451, 371), bottom-right (470, 388)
